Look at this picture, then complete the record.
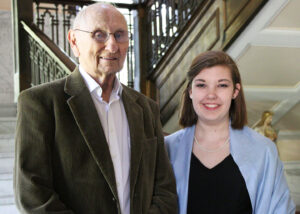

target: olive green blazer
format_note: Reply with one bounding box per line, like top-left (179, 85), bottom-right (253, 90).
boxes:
top-left (14, 68), bottom-right (178, 214)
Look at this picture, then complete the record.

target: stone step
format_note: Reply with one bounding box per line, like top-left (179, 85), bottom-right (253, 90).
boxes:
top-left (0, 134), bottom-right (15, 154)
top-left (0, 156), bottom-right (14, 174)
top-left (0, 205), bottom-right (20, 214)
top-left (0, 103), bottom-right (17, 118)
top-left (0, 117), bottom-right (17, 135)
top-left (0, 130), bottom-right (15, 208)
top-left (283, 161), bottom-right (300, 211)
top-left (0, 133), bottom-right (14, 176)
top-left (0, 174), bottom-right (14, 206)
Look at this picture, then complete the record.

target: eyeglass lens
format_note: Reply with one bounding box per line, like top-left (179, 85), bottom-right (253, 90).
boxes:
top-left (94, 30), bottom-right (129, 43)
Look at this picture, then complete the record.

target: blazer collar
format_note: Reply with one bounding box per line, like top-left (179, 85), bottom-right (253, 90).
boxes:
top-left (64, 67), bottom-right (85, 96)
top-left (64, 68), bottom-right (119, 202)
top-left (64, 70), bottom-right (145, 201)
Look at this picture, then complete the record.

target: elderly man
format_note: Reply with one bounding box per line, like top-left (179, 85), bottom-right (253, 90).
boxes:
top-left (14, 3), bottom-right (178, 214)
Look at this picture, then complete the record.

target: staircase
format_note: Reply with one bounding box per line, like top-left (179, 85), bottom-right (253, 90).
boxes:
top-left (0, 115), bottom-right (19, 213)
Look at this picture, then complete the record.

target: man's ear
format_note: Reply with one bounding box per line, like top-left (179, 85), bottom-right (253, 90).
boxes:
top-left (233, 83), bottom-right (240, 99)
top-left (68, 29), bottom-right (80, 57)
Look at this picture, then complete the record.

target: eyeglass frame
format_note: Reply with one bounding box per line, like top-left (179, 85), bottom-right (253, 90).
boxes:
top-left (73, 28), bottom-right (130, 43)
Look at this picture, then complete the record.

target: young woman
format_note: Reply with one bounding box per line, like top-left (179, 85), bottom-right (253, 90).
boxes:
top-left (165, 51), bottom-right (295, 214)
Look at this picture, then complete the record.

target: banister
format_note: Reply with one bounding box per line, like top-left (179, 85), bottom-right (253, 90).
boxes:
top-left (21, 21), bottom-right (76, 73)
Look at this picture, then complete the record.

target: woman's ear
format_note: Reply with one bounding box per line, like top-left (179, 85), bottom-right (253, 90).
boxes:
top-left (68, 30), bottom-right (80, 57)
top-left (189, 88), bottom-right (193, 99)
top-left (233, 83), bottom-right (240, 99)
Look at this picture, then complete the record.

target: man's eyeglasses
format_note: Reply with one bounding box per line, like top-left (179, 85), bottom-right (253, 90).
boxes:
top-left (74, 29), bottom-right (130, 43)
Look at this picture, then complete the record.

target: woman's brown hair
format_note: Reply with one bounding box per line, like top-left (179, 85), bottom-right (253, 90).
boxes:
top-left (179, 50), bottom-right (247, 129)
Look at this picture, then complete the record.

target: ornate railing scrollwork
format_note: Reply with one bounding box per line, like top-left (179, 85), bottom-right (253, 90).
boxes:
top-left (28, 36), bottom-right (70, 86)
top-left (22, 21), bottom-right (74, 86)
top-left (146, 0), bottom-right (205, 71)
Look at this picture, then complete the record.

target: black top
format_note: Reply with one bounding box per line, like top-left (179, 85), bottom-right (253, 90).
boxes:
top-left (187, 153), bottom-right (252, 214)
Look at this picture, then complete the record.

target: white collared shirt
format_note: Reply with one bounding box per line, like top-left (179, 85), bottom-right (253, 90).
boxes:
top-left (79, 66), bottom-right (131, 214)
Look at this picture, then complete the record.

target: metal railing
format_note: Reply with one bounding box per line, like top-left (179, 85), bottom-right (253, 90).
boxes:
top-left (146, 0), bottom-right (205, 71)
top-left (33, 0), bottom-right (137, 87)
top-left (22, 0), bottom-right (206, 87)
top-left (22, 21), bottom-right (74, 86)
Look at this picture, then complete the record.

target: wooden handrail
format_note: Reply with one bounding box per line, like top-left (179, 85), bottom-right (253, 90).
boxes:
top-left (21, 21), bottom-right (76, 73)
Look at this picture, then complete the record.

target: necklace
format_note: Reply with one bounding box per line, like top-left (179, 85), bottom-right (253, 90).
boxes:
top-left (194, 136), bottom-right (230, 153)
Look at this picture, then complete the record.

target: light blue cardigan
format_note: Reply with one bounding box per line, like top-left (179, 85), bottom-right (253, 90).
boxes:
top-left (165, 125), bottom-right (295, 214)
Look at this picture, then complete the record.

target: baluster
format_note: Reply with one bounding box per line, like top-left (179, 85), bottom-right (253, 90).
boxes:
top-left (164, 0), bottom-right (170, 45)
top-left (36, 2), bottom-right (45, 32)
top-left (127, 9), bottom-right (134, 88)
top-left (158, 1), bottom-right (163, 55)
top-left (53, 4), bottom-right (59, 47)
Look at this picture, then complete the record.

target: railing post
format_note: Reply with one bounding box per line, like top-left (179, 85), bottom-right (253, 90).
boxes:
top-left (12, 0), bottom-right (33, 101)
top-left (138, 3), bottom-right (157, 101)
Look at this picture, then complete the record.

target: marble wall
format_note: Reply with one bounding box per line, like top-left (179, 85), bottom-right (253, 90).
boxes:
top-left (284, 161), bottom-right (300, 211)
top-left (0, 10), bottom-right (14, 104)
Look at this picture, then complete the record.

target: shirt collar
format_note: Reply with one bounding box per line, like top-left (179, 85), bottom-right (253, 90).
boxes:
top-left (78, 65), bottom-right (123, 98)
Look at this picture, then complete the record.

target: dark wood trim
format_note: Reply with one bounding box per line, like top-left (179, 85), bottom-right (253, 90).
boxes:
top-left (158, 8), bottom-right (220, 90)
top-left (137, 5), bottom-right (155, 98)
top-left (160, 79), bottom-right (186, 124)
top-left (222, 0), bottom-right (268, 49)
top-left (34, 0), bottom-right (139, 9)
top-left (224, 0), bottom-right (251, 30)
top-left (157, 8), bottom-right (220, 113)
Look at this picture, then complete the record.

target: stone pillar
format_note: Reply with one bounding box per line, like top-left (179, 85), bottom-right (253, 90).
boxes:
top-left (0, 10), bottom-right (13, 104)
top-left (12, 0), bottom-right (33, 101)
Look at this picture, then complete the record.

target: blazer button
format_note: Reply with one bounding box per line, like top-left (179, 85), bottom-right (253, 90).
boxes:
top-left (112, 197), bottom-right (116, 202)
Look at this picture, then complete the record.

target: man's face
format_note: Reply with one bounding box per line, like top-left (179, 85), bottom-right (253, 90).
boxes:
top-left (70, 6), bottom-right (129, 79)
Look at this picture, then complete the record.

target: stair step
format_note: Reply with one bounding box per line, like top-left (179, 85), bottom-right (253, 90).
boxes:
top-left (0, 204), bottom-right (20, 214)
top-left (0, 174), bottom-right (14, 205)
top-left (0, 157), bottom-right (14, 175)
top-left (0, 117), bottom-right (17, 135)
top-left (0, 104), bottom-right (17, 118)
top-left (0, 134), bottom-right (15, 152)
top-left (0, 195), bottom-right (15, 206)
top-left (0, 116), bottom-right (18, 212)
top-left (0, 173), bottom-right (13, 180)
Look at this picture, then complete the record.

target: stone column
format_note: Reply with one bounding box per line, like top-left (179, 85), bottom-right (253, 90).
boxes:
top-left (12, 0), bottom-right (33, 101)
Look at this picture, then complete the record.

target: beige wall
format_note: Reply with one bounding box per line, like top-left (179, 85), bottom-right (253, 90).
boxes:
top-left (0, 0), bottom-right (11, 11)
top-left (277, 140), bottom-right (300, 161)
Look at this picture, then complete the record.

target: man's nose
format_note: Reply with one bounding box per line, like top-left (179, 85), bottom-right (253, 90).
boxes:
top-left (105, 34), bottom-right (118, 53)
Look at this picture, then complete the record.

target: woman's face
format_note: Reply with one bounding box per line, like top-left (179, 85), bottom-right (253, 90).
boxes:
top-left (189, 65), bottom-right (240, 126)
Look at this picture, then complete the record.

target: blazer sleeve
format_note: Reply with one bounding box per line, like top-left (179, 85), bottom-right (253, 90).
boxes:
top-left (147, 102), bottom-right (178, 214)
top-left (14, 89), bottom-right (74, 214)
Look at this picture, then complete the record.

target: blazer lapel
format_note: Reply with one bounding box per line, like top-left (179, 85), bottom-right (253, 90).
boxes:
top-left (64, 68), bottom-right (119, 200)
top-left (121, 86), bottom-right (144, 196)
